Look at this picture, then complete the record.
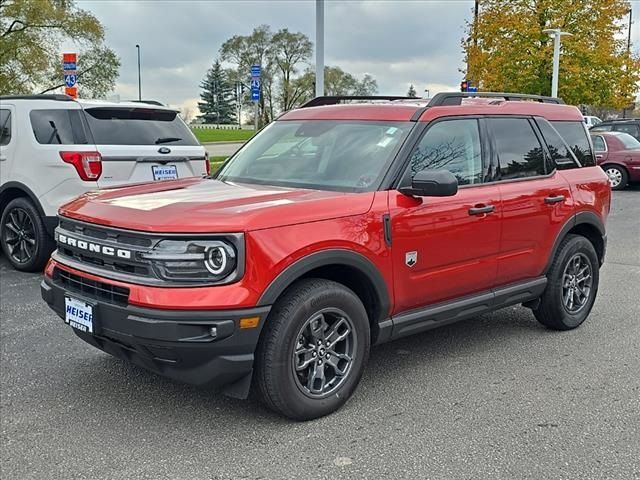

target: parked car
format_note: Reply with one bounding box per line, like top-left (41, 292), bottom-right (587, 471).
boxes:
top-left (590, 118), bottom-right (640, 141)
top-left (41, 92), bottom-right (610, 420)
top-left (583, 115), bottom-right (602, 128)
top-left (0, 95), bottom-right (209, 271)
top-left (590, 131), bottom-right (640, 190)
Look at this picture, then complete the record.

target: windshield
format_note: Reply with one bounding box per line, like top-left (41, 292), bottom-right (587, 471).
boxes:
top-left (217, 120), bottom-right (414, 191)
top-left (83, 107), bottom-right (199, 146)
top-left (616, 132), bottom-right (640, 150)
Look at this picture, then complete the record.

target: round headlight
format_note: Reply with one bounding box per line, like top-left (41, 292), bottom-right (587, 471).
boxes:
top-left (204, 246), bottom-right (227, 275)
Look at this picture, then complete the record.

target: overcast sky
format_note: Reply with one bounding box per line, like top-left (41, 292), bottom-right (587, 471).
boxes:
top-left (77, 0), bottom-right (477, 111)
top-left (77, 0), bottom-right (640, 112)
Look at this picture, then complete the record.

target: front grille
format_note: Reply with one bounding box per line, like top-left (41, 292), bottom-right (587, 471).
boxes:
top-left (55, 218), bottom-right (156, 279)
top-left (55, 268), bottom-right (130, 306)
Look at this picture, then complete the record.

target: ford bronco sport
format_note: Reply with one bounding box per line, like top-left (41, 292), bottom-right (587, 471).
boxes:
top-left (41, 92), bottom-right (610, 420)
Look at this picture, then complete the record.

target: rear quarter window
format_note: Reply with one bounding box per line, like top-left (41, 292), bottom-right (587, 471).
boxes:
top-left (550, 121), bottom-right (595, 166)
top-left (0, 109), bottom-right (11, 146)
top-left (535, 118), bottom-right (580, 170)
top-left (83, 108), bottom-right (199, 146)
top-left (30, 109), bottom-right (88, 145)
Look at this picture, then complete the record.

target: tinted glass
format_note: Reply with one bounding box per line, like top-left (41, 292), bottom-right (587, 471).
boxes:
top-left (590, 125), bottom-right (613, 132)
top-left (0, 109), bottom-right (10, 146)
top-left (408, 119), bottom-right (483, 185)
top-left (551, 121), bottom-right (595, 166)
top-left (218, 120), bottom-right (414, 192)
top-left (30, 109), bottom-right (87, 145)
top-left (536, 118), bottom-right (579, 170)
top-left (490, 118), bottom-right (545, 179)
top-left (591, 135), bottom-right (606, 151)
top-left (616, 132), bottom-right (640, 149)
top-left (613, 123), bottom-right (640, 138)
top-left (84, 108), bottom-right (199, 146)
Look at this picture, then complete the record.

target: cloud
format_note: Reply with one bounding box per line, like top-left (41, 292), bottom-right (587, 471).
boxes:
top-left (79, 0), bottom-right (475, 110)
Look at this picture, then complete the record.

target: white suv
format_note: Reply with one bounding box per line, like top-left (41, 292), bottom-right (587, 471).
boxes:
top-left (0, 94), bottom-right (209, 271)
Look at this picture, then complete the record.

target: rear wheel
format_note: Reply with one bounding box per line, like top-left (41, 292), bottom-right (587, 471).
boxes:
top-left (0, 197), bottom-right (54, 272)
top-left (254, 278), bottom-right (370, 420)
top-left (603, 164), bottom-right (628, 190)
top-left (534, 235), bottom-right (599, 330)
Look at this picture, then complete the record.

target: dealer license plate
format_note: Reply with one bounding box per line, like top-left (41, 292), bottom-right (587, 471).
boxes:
top-left (152, 165), bottom-right (178, 181)
top-left (64, 296), bottom-right (94, 333)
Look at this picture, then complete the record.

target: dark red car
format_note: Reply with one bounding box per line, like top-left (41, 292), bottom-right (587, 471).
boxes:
top-left (590, 131), bottom-right (640, 190)
top-left (41, 92), bottom-right (610, 420)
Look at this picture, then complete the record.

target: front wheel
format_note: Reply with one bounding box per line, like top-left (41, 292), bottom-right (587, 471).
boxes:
top-left (254, 278), bottom-right (370, 420)
top-left (534, 235), bottom-right (600, 330)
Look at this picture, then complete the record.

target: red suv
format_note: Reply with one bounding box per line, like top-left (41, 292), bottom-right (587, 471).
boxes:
top-left (41, 92), bottom-right (610, 420)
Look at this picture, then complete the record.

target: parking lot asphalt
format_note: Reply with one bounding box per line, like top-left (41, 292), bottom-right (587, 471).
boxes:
top-left (1, 188), bottom-right (639, 480)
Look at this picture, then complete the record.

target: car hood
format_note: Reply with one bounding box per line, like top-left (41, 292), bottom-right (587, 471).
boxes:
top-left (59, 177), bottom-right (375, 233)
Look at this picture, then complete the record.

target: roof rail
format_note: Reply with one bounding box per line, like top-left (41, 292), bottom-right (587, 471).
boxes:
top-left (0, 94), bottom-right (74, 102)
top-left (428, 92), bottom-right (564, 106)
top-left (301, 95), bottom-right (415, 108)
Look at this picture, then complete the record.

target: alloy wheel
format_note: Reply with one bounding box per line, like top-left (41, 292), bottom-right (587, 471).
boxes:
top-left (561, 253), bottom-right (593, 314)
top-left (2, 207), bottom-right (37, 264)
top-left (292, 308), bottom-right (356, 398)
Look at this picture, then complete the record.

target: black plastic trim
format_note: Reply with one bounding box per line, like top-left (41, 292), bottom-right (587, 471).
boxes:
top-left (428, 92), bottom-right (564, 106)
top-left (382, 214), bottom-right (392, 246)
top-left (257, 249), bottom-right (391, 322)
top-left (383, 277), bottom-right (547, 342)
top-left (301, 96), bottom-right (415, 108)
top-left (543, 211), bottom-right (606, 273)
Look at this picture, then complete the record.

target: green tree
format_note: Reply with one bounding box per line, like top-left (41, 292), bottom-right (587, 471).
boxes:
top-left (407, 84), bottom-right (417, 97)
top-left (293, 66), bottom-right (379, 104)
top-left (198, 60), bottom-right (236, 124)
top-left (463, 0), bottom-right (639, 108)
top-left (0, 0), bottom-right (120, 97)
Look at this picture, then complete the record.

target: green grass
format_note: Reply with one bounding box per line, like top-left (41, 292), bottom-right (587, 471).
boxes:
top-left (192, 128), bottom-right (255, 143)
top-left (209, 157), bottom-right (227, 174)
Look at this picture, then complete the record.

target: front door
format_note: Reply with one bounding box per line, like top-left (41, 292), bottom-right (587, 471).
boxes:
top-left (389, 118), bottom-right (501, 314)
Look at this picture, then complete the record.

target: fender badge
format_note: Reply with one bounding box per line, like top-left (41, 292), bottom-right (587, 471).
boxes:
top-left (405, 251), bottom-right (417, 267)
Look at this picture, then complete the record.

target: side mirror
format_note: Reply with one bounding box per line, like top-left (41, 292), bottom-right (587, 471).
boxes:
top-left (399, 169), bottom-right (458, 197)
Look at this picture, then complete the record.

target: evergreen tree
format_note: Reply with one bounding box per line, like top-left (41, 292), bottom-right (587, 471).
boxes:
top-left (198, 60), bottom-right (236, 124)
top-left (407, 84), bottom-right (417, 98)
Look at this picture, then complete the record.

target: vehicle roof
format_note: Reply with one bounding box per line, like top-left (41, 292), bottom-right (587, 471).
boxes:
top-left (280, 99), bottom-right (583, 122)
top-left (0, 95), bottom-right (173, 111)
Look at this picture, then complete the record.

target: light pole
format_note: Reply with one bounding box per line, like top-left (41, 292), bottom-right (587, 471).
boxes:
top-left (542, 29), bottom-right (572, 98)
top-left (315, 0), bottom-right (324, 97)
top-left (135, 44), bottom-right (142, 101)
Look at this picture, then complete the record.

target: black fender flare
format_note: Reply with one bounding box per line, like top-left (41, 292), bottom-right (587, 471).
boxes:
top-left (257, 249), bottom-right (391, 320)
top-left (543, 211), bottom-right (606, 274)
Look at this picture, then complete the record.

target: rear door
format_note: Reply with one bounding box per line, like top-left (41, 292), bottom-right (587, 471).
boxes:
top-left (487, 117), bottom-right (574, 286)
top-left (0, 106), bottom-right (15, 185)
top-left (81, 106), bottom-right (207, 188)
top-left (591, 134), bottom-right (608, 165)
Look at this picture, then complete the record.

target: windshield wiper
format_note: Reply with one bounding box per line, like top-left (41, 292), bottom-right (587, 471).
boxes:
top-left (155, 137), bottom-right (182, 144)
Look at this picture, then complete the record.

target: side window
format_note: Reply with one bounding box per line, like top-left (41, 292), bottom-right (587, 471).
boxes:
top-left (613, 123), bottom-right (640, 139)
top-left (489, 118), bottom-right (546, 180)
top-left (591, 135), bottom-right (606, 152)
top-left (535, 118), bottom-right (580, 170)
top-left (29, 109), bottom-right (87, 145)
top-left (551, 121), bottom-right (595, 166)
top-left (0, 109), bottom-right (10, 146)
top-left (408, 119), bottom-right (483, 185)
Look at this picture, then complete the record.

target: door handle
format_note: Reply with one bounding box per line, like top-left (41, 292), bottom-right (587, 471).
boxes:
top-left (468, 205), bottom-right (495, 216)
top-left (596, 154), bottom-right (603, 159)
top-left (544, 195), bottom-right (565, 204)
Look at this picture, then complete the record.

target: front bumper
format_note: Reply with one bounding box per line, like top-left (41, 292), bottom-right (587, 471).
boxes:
top-left (41, 275), bottom-right (270, 396)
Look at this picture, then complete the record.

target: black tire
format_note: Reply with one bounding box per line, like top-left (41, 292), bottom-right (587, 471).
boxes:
top-left (0, 197), bottom-right (55, 272)
top-left (534, 234), bottom-right (599, 331)
top-left (603, 164), bottom-right (628, 190)
top-left (254, 278), bottom-right (370, 421)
